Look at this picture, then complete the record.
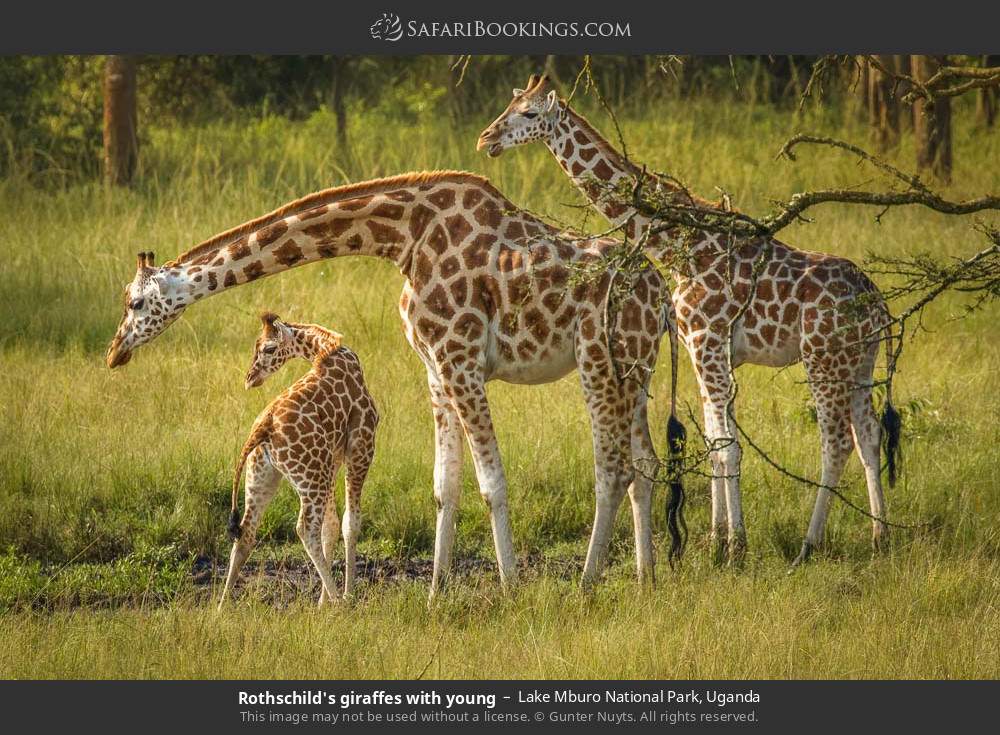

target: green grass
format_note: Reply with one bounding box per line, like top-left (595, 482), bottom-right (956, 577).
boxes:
top-left (1, 97), bottom-right (999, 678)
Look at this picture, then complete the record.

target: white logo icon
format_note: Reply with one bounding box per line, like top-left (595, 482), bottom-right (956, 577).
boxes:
top-left (370, 13), bottom-right (403, 41)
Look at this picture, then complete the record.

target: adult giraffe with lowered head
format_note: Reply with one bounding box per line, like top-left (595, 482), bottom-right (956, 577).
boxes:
top-left (478, 75), bottom-right (901, 565)
top-left (106, 171), bottom-right (682, 593)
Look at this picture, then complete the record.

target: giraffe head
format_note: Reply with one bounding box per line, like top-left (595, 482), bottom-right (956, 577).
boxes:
top-left (245, 312), bottom-right (297, 389)
top-left (106, 252), bottom-right (187, 368)
top-left (477, 74), bottom-right (563, 158)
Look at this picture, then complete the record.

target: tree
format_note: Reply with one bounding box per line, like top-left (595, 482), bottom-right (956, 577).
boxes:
top-left (867, 55), bottom-right (902, 150)
top-left (102, 55), bottom-right (138, 186)
top-left (329, 56), bottom-right (348, 148)
top-left (911, 55), bottom-right (952, 181)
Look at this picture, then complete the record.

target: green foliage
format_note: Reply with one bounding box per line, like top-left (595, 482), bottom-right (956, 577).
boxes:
top-left (0, 546), bottom-right (189, 612)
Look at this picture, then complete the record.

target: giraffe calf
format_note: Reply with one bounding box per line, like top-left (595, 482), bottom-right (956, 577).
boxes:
top-left (218, 312), bottom-right (378, 608)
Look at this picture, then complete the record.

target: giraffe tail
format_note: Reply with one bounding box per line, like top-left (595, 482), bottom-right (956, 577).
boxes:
top-left (880, 325), bottom-right (902, 488)
top-left (666, 315), bottom-right (688, 566)
top-left (229, 414), bottom-right (272, 541)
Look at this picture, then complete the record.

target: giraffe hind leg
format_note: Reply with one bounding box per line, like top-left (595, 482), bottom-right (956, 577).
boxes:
top-left (289, 471), bottom-right (341, 607)
top-left (218, 446), bottom-right (281, 609)
top-left (794, 359), bottom-right (855, 567)
top-left (850, 371), bottom-right (889, 554)
top-left (318, 466), bottom-right (341, 606)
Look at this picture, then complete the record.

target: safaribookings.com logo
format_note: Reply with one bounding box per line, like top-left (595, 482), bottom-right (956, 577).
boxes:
top-left (369, 13), bottom-right (631, 42)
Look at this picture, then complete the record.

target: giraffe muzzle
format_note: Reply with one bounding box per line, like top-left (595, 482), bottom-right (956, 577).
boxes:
top-left (105, 336), bottom-right (132, 369)
top-left (476, 132), bottom-right (504, 158)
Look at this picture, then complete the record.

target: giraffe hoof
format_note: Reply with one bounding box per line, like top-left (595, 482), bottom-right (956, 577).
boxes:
top-left (790, 541), bottom-right (813, 571)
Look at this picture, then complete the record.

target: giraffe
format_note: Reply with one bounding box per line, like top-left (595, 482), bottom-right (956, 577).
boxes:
top-left (219, 313), bottom-right (378, 607)
top-left (478, 75), bottom-right (901, 565)
top-left (105, 171), bottom-right (680, 594)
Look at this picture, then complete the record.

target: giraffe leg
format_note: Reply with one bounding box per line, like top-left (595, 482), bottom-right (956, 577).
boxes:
top-left (694, 357), bottom-right (746, 567)
top-left (218, 446), bottom-right (280, 609)
top-left (850, 366), bottom-right (889, 554)
top-left (625, 388), bottom-right (656, 586)
top-left (795, 361), bottom-right (856, 566)
top-left (578, 364), bottom-right (638, 589)
top-left (709, 472), bottom-right (728, 566)
top-left (426, 372), bottom-right (464, 599)
top-left (795, 413), bottom-right (853, 566)
top-left (685, 339), bottom-right (730, 564)
top-left (317, 466), bottom-right (341, 606)
top-left (288, 471), bottom-right (340, 607)
top-left (342, 436), bottom-right (373, 599)
top-left (444, 372), bottom-right (518, 591)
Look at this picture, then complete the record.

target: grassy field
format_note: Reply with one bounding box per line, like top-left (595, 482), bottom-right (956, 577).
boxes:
top-left (1, 95), bottom-right (998, 678)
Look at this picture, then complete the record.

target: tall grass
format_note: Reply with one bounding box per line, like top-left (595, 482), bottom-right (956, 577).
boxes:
top-left (0, 97), bottom-right (998, 678)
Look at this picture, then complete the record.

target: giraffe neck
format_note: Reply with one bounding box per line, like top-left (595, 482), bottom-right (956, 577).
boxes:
top-left (284, 323), bottom-right (341, 362)
top-left (545, 106), bottom-right (652, 226)
top-left (157, 174), bottom-right (466, 308)
top-left (544, 105), bottom-right (699, 267)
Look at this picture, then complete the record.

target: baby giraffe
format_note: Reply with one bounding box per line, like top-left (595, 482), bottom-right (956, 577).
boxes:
top-left (218, 312), bottom-right (379, 608)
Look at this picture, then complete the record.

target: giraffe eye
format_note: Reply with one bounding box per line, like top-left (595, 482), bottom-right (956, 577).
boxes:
top-left (130, 298), bottom-right (145, 311)
top-left (262, 345), bottom-right (277, 355)
top-left (521, 111), bottom-right (538, 120)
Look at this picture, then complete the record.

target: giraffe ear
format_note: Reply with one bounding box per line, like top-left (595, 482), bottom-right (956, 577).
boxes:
top-left (512, 87), bottom-right (525, 98)
top-left (546, 90), bottom-right (558, 112)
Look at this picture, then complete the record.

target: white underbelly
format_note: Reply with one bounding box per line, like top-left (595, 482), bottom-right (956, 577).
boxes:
top-left (486, 339), bottom-right (578, 385)
top-left (730, 324), bottom-right (801, 368)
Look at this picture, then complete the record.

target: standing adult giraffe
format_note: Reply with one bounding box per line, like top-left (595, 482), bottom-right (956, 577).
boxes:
top-left (479, 76), bottom-right (901, 565)
top-left (106, 171), bottom-right (679, 593)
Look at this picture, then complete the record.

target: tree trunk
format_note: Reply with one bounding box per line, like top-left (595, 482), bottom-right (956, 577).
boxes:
top-left (102, 55), bottom-right (138, 186)
top-left (867, 55), bottom-right (900, 150)
top-left (912, 55), bottom-right (952, 181)
top-left (976, 56), bottom-right (996, 128)
top-left (330, 56), bottom-right (348, 148)
top-left (843, 56), bottom-right (870, 126)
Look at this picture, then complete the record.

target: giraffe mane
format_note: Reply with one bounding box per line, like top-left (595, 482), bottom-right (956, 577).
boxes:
top-left (167, 171), bottom-right (503, 267)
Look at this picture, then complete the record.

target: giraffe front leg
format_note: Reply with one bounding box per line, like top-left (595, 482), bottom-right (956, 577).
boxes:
top-left (427, 372), bottom-right (464, 600)
top-left (218, 446), bottom-right (280, 610)
top-left (446, 373), bottom-right (518, 591)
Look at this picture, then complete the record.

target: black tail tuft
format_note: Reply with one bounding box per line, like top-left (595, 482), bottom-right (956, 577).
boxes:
top-left (881, 402), bottom-right (902, 488)
top-left (227, 510), bottom-right (242, 541)
top-left (666, 414), bottom-right (688, 567)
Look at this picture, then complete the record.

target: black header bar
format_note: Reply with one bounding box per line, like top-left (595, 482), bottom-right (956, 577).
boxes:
top-left (2, 0), bottom-right (998, 54)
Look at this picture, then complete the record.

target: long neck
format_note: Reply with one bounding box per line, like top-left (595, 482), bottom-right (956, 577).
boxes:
top-left (285, 323), bottom-right (341, 362)
top-left (161, 187), bottom-right (433, 306)
top-left (545, 106), bottom-right (653, 230)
